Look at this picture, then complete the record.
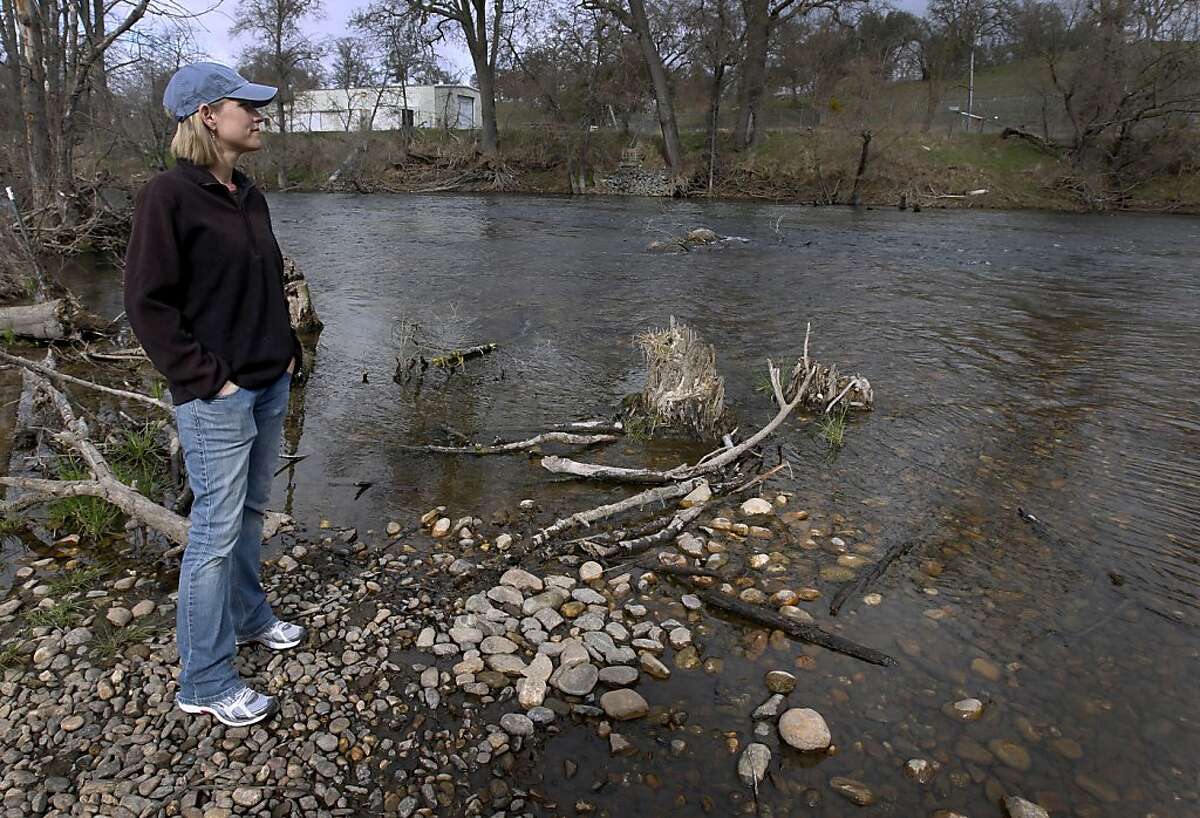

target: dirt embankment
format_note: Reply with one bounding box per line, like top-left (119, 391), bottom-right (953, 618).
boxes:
top-left (222, 128), bottom-right (1200, 215)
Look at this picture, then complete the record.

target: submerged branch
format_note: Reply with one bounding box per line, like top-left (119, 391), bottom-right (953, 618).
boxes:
top-left (402, 432), bottom-right (618, 455)
top-left (698, 590), bottom-right (899, 667)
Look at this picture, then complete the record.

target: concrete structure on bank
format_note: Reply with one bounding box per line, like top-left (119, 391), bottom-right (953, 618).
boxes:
top-left (281, 85), bottom-right (480, 133)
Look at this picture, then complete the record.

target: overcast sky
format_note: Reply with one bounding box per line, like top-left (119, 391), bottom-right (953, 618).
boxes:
top-left (179, 0), bottom-right (930, 80)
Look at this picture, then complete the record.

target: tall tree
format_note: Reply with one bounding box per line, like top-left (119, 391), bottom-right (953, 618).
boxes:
top-left (231, 0), bottom-right (325, 188)
top-left (2, 0), bottom-right (150, 212)
top-left (391, 0), bottom-right (526, 156)
top-left (916, 0), bottom-right (1000, 131)
top-left (351, 2), bottom-right (444, 146)
top-left (331, 36), bottom-right (374, 90)
top-left (733, 0), bottom-right (856, 149)
top-left (686, 0), bottom-right (742, 188)
top-left (584, 0), bottom-right (687, 175)
top-left (108, 22), bottom-right (205, 170)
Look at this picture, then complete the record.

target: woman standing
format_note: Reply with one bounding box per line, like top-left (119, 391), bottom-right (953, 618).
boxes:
top-left (124, 62), bottom-right (306, 727)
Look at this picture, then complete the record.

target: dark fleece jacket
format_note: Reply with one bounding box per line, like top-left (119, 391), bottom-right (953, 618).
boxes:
top-left (123, 158), bottom-right (301, 405)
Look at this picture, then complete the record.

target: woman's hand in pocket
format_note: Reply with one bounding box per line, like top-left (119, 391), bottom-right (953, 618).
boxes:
top-left (217, 380), bottom-right (240, 398)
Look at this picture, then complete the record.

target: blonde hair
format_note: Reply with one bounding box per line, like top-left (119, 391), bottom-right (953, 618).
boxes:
top-left (169, 100), bottom-right (229, 165)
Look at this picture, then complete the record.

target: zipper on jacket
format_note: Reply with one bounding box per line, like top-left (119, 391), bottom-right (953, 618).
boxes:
top-left (219, 185), bottom-right (260, 255)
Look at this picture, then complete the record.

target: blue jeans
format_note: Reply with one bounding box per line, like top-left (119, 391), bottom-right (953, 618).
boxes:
top-left (174, 371), bottom-right (290, 705)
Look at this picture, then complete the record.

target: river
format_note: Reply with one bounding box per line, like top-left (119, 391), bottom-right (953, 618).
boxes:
top-left (53, 194), bottom-right (1200, 816)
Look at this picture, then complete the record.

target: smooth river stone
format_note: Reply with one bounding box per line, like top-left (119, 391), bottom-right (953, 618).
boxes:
top-left (988, 738), bottom-right (1031, 771)
top-left (598, 666), bottom-right (639, 686)
top-left (778, 708), bottom-right (831, 751)
top-left (480, 636), bottom-right (518, 655)
top-left (599, 688), bottom-right (648, 720)
top-left (740, 498), bottom-right (773, 516)
top-left (738, 743), bottom-right (771, 787)
top-left (1002, 796), bottom-right (1050, 818)
top-left (552, 663), bottom-right (598, 696)
top-left (829, 777), bottom-right (874, 806)
top-left (500, 568), bottom-right (543, 593)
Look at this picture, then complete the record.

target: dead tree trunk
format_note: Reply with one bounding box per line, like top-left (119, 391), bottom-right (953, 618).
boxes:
top-left (849, 130), bottom-right (872, 207)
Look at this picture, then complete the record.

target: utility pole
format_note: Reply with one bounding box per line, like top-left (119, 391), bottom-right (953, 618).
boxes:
top-left (966, 46), bottom-right (975, 131)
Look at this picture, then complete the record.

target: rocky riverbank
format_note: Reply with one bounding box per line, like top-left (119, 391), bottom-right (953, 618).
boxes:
top-left (0, 486), bottom-right (1066, 818)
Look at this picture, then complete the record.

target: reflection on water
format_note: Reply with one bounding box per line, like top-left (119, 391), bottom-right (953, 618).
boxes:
top-left (67, 194), bottom-right (1200, 815)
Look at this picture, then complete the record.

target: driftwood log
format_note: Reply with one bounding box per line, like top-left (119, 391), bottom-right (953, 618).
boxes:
top-left (698, 589), bottom-right (898, 667)
top-left (531, 478), bottom-right (707, 549)
top-left (0, 299), bottom-right (73, 341)
top-left (394, 343), bottom-right (499, 383)
top-left (282, 257), bottom-right (323, 334)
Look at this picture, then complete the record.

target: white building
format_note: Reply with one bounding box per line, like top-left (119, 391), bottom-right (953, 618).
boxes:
top-left (282, 85), bottom-right (480, 133)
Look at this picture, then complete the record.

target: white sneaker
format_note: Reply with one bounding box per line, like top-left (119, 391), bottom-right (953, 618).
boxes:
top-left (237, 618), bottom-right (306, 650)
top-left (177, 686), bottom-right (278, 727)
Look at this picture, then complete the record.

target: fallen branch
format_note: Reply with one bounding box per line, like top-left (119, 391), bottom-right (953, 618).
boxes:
top-left (401, 432), bottom-right (618, 455)
top-left (540, 361), bottom-right (814, 485)
top-left (670, 360), bottom-right (815, 479)
top-left (698, 589), bottom-right (898, 667)
top-left (611, 504), bottom-right (706, 557)
top-left (1000, 127), bottom-right (1061, 155)
top-left (0, 474), bottom-right (189, 543)
top-left (540, 456), bottom-right (671, 483)
top-left (0, 362), bottom-right (291, 547)
top-left (0, 349), bottom-right (174, 415)
top-left (636, 559), bottom-right (726, 580)
top-left (426, 343), bottom-right (498, 369)
top-left (394, 342), bottom-right (499, 382)
top-left (531, 477), bottom-right (707, 549)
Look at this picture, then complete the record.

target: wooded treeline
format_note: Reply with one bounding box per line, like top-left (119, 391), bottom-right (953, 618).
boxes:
top-left (1, 0), bottom-right (1197, 224)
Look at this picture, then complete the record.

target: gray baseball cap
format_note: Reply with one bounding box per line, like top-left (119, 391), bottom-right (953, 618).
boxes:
top-left (163, 61), bottom-right (277, 122)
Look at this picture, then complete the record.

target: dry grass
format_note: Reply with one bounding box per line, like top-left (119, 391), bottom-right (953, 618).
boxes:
top-left (631, 317), bottom-right (726, 439)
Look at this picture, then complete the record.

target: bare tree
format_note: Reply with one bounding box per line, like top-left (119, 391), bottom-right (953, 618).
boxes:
top-left (583, 0), bottom-right (687, 176)
top-left (386, 0), bottom-right (529, 156)
top-left (733, 0), bottom-right (861, 150)
top-left (107, 21), bottom-right (205, 170)
top-left (1004, 0), bottom-right (1200, 190)
top-left (686, 0), bottom-right (742, 189)
top-left (351, 2), bottom-right (444, 147)
top-left (2, 0), bottom-right (151, 215)
top-left (231, 0), bottom-right (325, 188)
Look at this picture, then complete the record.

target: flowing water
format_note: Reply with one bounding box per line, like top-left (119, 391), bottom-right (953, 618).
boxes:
top-left (55, 195), bottom-right (1200, 815)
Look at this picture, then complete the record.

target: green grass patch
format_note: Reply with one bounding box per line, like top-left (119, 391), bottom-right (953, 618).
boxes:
top-left (48, 458), bottom-right (122, 541)
top-left (47, 424), bottom-right (170, 541)
top-left (109, 423), bottom-right (169, 499)
top-left (0, 516), bottom-right (25, 535)
top-left (92, 624), bottom-right (153, 661)
top-left (816, 410), bottom-right (848, 449)
top-left (923, 135), bottom-right (1050, 174)
top-left (25, 598), bottom-right (85, 630)
top-left (46, 564), bottom-right (108, 598)
top-left (0, 641), bottom-right (21, 667)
